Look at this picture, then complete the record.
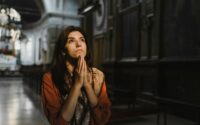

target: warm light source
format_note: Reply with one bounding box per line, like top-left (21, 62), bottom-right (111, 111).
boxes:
top-left (78, 0), bottom-right (100, 15)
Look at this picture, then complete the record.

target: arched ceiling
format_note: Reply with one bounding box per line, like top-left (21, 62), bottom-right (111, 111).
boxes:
top-left (0, 0), bottom-right (43, 26)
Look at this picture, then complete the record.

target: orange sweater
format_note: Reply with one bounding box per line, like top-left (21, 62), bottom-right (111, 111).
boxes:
top-left (41, 72), bottom-right (111, 125)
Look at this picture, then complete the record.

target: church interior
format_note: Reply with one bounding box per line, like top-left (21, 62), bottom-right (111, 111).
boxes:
top-left (0, 0), bottom-right (200, 125)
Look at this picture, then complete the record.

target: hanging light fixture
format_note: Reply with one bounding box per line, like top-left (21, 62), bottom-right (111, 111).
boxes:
top-left (78, 0), bottom-right (101, 15)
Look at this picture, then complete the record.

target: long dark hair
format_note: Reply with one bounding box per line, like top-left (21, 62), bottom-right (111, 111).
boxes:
top-left (50, 26), bottom-right (92, 96)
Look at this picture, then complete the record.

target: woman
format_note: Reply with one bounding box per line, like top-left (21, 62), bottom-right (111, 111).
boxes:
top-left (41, 26), bottom-right (111, 125)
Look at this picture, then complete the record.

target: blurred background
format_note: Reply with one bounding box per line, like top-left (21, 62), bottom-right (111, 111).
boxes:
top-left (0, 0), bottom-right (200, 125)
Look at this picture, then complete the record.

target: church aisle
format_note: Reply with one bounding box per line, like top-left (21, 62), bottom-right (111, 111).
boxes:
top-left (0, 77), bottom-right (49, 125)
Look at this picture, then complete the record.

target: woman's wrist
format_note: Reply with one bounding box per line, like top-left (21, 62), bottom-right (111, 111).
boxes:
top-left (83, 82), bottom-right (92, 89)
top-left (74, 81), bottom-right (83, 89)
top-left (91, 101), bottom-right (99, 109)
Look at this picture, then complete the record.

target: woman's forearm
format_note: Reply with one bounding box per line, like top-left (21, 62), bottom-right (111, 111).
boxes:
top-left (84, 84), bottom-right (98, 108)
top-left (60, 83), bottom-right (82, 122)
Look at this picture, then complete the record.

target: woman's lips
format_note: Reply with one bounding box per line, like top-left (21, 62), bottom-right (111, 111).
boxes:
top-left (76, 49), bottom-right (83, 52)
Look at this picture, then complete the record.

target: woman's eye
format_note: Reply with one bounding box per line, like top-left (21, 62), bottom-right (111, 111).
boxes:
top-left (68, 39), bottom-right (74, 43)
top-left (81, 38), bottom-right (85, 42)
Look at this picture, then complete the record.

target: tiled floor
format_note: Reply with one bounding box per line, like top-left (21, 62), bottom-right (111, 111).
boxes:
top-left (0, 77), bottom-right (49, 125)
top-left (0, 76), bottom-right (198, 125)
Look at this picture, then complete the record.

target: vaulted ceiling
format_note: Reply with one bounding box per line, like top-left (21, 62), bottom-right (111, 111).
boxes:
top-left (0, 0), bottom-right (44, 25)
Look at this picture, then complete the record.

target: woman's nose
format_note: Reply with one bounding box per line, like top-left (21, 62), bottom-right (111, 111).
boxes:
top-left (76, 40), bottom-right (81, 46)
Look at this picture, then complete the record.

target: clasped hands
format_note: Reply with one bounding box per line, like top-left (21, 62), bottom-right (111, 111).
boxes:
top-left (74, 55), bottom-right (92, 88)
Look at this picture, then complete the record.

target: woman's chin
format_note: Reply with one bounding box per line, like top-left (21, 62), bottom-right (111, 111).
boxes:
top-left (71, 53), bottom-right (86, 59)
top-left (72, 55), bottom-right (81, 59)
top-left (76, 54), bottom-right (85, 58)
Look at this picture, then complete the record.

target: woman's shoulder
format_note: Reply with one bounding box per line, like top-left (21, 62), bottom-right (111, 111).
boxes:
top-left (91, 67), bottom-right (105, 95)
top-left (42, 71), bottom-right (54, 87)
top-left (92, 67), bottom-right (104, 79)
top-left (92, 67), bottom-right (104, 75)
top-left (43, 71), bottom-right (52, 80)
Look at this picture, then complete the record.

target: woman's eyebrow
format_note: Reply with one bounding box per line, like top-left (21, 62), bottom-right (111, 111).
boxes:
top-left (68, 37), bottom-right (74, 39)
top-left (68, 36), bottom-right (85, 39)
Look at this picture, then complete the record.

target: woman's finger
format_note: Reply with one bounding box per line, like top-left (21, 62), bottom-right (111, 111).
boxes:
top-left (83, 58), bottom-right (88, 82)
top-left (76, 56), bottom-right (81, 73)
top-left (79, 55), bottom-right (84, 74)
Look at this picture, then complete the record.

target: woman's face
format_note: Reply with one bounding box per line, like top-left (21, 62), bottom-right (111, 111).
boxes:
top-left (65, 31), bottom-right (87, 59)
